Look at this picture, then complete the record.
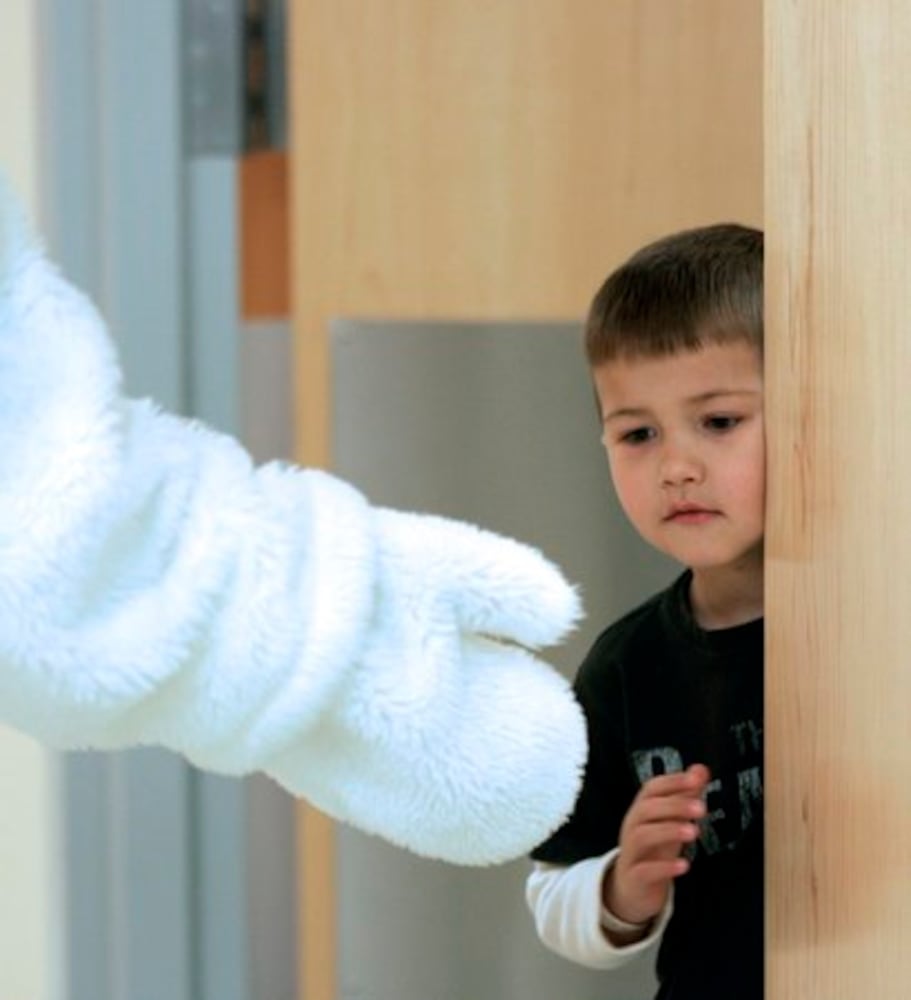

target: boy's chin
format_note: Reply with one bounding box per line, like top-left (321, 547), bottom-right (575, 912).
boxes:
top-left (653, 540), bottom-right (763, 573)
top-left (684, 549), bottom-right (764, 575)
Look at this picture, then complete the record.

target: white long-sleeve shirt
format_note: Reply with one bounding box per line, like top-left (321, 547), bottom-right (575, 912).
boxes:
top-left (526, 851), bottom-right (673, 970)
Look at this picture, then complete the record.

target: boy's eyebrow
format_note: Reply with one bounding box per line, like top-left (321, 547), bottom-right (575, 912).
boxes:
top-left (602, 389), bottom-right (761, 424)
top-left (602, 406), bottom-right (651, 424)
top-left (688, 389), bottom-right (762, 405)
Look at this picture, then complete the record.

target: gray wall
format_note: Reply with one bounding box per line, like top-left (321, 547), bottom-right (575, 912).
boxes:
top-left (331, 320), bottom-right (677, 1000)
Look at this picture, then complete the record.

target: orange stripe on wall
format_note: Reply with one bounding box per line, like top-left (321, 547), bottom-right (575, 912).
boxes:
top-left (240, 150), bottom-right (290, 320)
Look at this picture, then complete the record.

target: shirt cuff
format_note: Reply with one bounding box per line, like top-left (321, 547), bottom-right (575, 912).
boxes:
top-left (526, 849), bottom-right (674, 970)
top-left (598, 847), bottom-right (674, 954)
top-left (597, 848), bottom-right (674, 954)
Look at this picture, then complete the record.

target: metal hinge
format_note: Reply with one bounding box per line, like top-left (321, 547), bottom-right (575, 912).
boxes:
top-left (183, 0), bottom-right (286, 155)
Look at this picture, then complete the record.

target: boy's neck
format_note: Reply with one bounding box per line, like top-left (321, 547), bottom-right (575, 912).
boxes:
top-left (688, 552), bottom-right (764, 631)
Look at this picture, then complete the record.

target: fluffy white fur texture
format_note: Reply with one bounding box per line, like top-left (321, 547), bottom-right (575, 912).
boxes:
top-left (0, 179), bottom-right (587, 865)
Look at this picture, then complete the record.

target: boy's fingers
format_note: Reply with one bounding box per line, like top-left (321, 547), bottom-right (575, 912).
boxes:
top-left (627, 821), bottom-right (699, 858)
top-left (686, 763), bottom-right (712, 787)
top-left (627, 857), bottom-right (690, 888)
top-left (634, 794), bottom-right (706, 826)
top-left (638, 765), bottom-right (711, 800)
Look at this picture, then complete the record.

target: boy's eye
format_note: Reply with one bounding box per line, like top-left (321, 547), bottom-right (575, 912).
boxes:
top-left (619, 427), bottom-right (656, 445)
top-left (703, 415), bottom-right (742, 433)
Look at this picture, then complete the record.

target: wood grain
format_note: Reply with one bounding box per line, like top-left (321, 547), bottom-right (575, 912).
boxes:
top-left (765, 1), bottom-right (911, 996)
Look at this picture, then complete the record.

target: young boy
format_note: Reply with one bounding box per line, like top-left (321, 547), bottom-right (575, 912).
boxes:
top-left (527, 224), bottom-right (764, 1000)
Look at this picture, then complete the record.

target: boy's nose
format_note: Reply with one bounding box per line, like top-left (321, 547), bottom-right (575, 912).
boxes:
top-left (659, 448), bottom-right (704, 487)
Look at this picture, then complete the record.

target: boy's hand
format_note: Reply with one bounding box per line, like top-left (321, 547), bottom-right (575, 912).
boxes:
top-left (603, 764), bottom-right (710, 927)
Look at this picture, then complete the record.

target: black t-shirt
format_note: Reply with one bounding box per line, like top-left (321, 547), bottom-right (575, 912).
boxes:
top-left (533, 571), bottom-right (763, 1000)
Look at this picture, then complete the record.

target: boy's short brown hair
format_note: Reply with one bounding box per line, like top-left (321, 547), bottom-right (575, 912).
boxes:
top-left (585, 223), bottom-right (763, 366)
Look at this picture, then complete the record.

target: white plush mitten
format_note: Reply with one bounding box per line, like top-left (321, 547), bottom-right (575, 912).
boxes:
top-left (270, 508), bottom-right (586, 864)
top-left (0, 176), bottom-right (586, 864)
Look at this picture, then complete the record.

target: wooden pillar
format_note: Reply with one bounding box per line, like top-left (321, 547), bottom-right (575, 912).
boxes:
top-left (765, 2), bottom-right (911, 997)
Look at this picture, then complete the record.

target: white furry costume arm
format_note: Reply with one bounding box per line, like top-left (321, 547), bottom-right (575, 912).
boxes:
top-left (0, 181), bottom-right (586, 865)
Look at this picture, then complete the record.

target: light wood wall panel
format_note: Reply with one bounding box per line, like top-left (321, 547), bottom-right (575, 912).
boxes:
top-left (289, 2), bottom-right (761, 997)
top-left (765, 1), bottom-right (911, 997)
top-left (290, 0), bottom-right (761, 466)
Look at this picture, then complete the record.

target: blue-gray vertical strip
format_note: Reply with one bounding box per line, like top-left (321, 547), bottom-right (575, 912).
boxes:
top-left (61, 756), bottom-right (114, 1000)
top-left (108, 753), bottom-right (195, 1000)
top-left (96, 1), bottom-right (197, 996)
top-left (38, 1), bottom-right (196, 999)
top-left (35, 0), bottom-right (102, 294)
top-left (183, 0), bottom-right (244, 156)
top-left (245, 777), bottom-right (297, 1000)
top-left (238, 321), bottom-right (297, 1000)
top-left (96, 0), bottom-right (187, 410)
top-left (187, 159), bottom-right (240, 435)
top-left (238, 321), bottom-right (294, 463)
top-left (195, 776), bottom-right (250, 1000)
top-left (185, 156), bottom-right (250, 1000)
top-left (264, 0), bottom-right (288, 149)
top-left (37, 7), bottom-right (110, 996)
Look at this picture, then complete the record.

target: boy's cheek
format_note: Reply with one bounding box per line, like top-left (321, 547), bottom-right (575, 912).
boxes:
top-left (612, 483), bottom-right (653, 534)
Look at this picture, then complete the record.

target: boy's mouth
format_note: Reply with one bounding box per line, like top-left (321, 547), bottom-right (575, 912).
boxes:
top-left (664, 504), bottom-right (720, 523)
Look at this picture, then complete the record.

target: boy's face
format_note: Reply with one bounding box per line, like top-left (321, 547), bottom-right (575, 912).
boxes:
top-left (593, 341), bottom-right (764, 574)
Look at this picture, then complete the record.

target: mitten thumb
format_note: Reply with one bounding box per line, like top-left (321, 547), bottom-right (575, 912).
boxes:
top-left (376, 508), bottom-right (582, 650)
